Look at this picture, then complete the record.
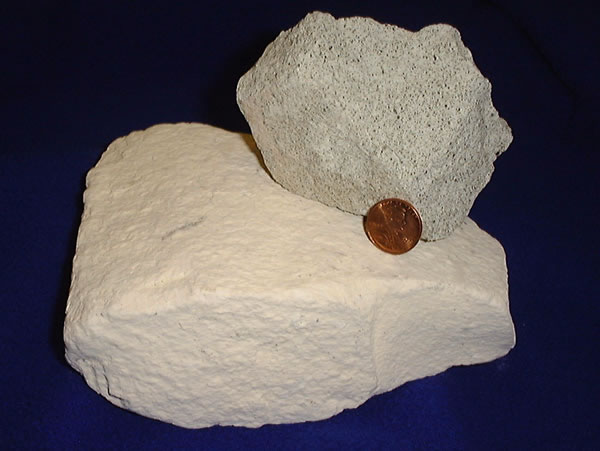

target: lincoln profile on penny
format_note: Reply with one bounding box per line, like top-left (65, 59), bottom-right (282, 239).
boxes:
top-left (364, 198), bottom-right (423, 254)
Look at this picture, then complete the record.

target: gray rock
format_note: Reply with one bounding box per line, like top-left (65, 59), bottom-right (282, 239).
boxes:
top-left (237, 11), bottom-right (512, 240)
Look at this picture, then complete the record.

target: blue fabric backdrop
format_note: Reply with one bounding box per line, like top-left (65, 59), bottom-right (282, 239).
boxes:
top-left (1, 1), bottom-right (598, 449)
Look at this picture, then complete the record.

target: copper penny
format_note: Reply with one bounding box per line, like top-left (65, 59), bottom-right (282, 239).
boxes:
top-left (364, 198), bottom-right (422, 254)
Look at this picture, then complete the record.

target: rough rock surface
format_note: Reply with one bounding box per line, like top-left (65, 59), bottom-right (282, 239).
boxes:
top-left (64, 123), bottom-right (515, 429)
top-left (237, 11), bottom-right (513, 241)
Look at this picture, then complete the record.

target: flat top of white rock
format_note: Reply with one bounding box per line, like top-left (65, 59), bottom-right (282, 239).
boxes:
top-left (69, 123), bottom-right (506, 320)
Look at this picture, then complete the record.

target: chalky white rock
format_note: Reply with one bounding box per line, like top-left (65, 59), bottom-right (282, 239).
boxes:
top-left (64, 123), bottom-right (515, 428)
top-left (237, 11), bottom-right (513, 240)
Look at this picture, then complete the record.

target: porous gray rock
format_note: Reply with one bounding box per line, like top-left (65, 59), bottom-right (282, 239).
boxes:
top-left (237, 11), bottom-right (513, 241)
top-left (64, 123), bottom-right (515, 429)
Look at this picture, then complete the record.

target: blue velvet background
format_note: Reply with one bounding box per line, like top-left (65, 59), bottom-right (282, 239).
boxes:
top-left (1, 1), bottom-right (598, 449)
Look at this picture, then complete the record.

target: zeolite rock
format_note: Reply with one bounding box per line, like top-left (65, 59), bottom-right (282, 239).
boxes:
top-left (237, 11), bottom-right (513, 241)
top-left (64, 123), bottom-right (515, 429)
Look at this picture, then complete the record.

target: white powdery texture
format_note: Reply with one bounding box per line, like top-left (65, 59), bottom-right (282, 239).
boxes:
top-left (64, 123), bottom-right (515, 429)
top-left (237, 11), bottom-right (513, 241)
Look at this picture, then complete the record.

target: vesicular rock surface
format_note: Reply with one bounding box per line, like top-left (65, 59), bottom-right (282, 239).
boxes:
top-left (64, 123), bottom-right (515, 428)
top-left (237, 11), bottom-right (513, 240)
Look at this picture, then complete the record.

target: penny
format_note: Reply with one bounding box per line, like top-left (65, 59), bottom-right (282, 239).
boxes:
top-left (364, 198), bottom-right (422, 254)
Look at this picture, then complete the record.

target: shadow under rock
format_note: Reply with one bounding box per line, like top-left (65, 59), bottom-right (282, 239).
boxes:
top-left (240, 132), bottom-right (274, 180)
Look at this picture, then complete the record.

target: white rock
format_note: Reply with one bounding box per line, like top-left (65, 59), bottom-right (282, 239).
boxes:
top-left (64, 123), bottom-right (515, 429)
top-left (237, 11), bottom-right (513, 241)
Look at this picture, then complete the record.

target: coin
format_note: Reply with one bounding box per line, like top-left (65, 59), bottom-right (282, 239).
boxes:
top-left (364, 198), bottom-right (422, 254)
